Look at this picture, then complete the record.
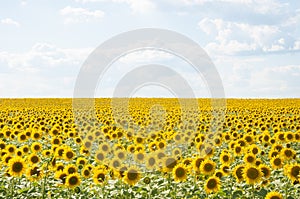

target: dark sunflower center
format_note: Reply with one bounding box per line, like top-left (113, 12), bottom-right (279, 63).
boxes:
top-left (149, 157), bottom-right (155, 166)
top-left (127, 171), bottom-right (138, 180)
top-left (235, 147), bottom-right (241, 153)
top-left (223, 155), bottom-right (229, 162)
top-left (113, 161), bottom-right (120, 168)
top-left (207, 179), bottom-right (217, 189)
top-left (97, 153), bottom-right (104, 160)
top-left (12, 162), bottom-right (23, 172)
top-left (237, 167), bottom-right (244, 179)
top-left (53, 139), bottom-right (59, 144)
top-left (252, 148), bottom-right (258, 154)
top-left (137, 153), bottom-right (144, 160)
top-left (83, 170), bottom-right (90, 176)
top-left (274, 158), bottom-right (281, 166)
top-left (261, 167), bottom-right (269, 177)
top-left (247, 156), bottom-right (255, 163)
top-left (270, 196), bottom-right (280, 199)
top-left (118, 153), bottom-right (124, 159)
top-left (31, 156), bottom-right (39, 163)
top-left (284, 150), bottom-right (292, 157)
top-left (97, 173), bottom-right (105, 182)
top-left (66, 152), bottom-right (74, 159)
top-left (175, 167), bottom-right (185, 178)
top-left (102, 145), bottom-right (108, 151)
top-left (291, 166), bottom-right (300, 177)
top-left (204, 163), bottom-right (213, 172)
top-left (247, 168), bottom-right (259, 179)
top-left (34, 145), bottom-right (40, 150)
top-left (69, 176), bottom-right (79, 185)
top-left (68, 168), bottom-right (76, 174)
top-left (166, 158), bottom-right (176, 169)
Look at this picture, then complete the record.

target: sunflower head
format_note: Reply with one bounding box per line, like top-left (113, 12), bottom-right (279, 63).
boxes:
top-left (172, 163), bottom-right (187, 182)
top-left (243, 165), bottom-right (262, 185)
top-left (204, 177), bottom-right (220, 194)
top-left (8, 157), bottom-right (27, 177)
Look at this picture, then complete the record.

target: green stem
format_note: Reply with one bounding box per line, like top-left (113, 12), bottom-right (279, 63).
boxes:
top-left (251, 184), bottom-right (255, 199)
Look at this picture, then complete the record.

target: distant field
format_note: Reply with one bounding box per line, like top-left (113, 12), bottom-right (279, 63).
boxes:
top-left (0, 98), bottom-right (299, 199)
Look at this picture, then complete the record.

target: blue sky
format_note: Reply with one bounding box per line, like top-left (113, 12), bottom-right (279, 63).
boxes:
top-left (0, 0), bottom-right (300, 98)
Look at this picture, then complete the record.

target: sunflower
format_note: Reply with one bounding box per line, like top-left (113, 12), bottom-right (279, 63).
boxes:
top-left (265, 191), bottom-right (283, 199)
top-left (145, 155), bottom-right (157, 170)
top-left (99, 143), bottom-right (111, 154)
top-left (200, 159), bottom-right (216, 176)
top-left (284, 163), bottom-right (300, 183)
top-left (233, 145), bottom-right (243, 156)
top-left (63, 149), bottom-right (75, 161)
top-left (93, 169), bottom-right (107, 184)
top-left (281, 148), bottom-right (295, 161)
top-left (17, 133), bottom-right (27, 142)
top-left (172, 163), bottom-right (187, 182)
top-left (30, 142), bottom-right (42, 153)
top-left (27, 153), bottom-right (40, 165)
top-left (110, 158), bottom-right (122, 170)
top-left (192, 157), bottom-right (204, 172)
top-left (204, 176), bottom-right (220, 194)
top-left (31, 131), bottom-right (42, 140)
top-left (115, 150), bottom-right (126, 161)
top-left (162, 157), bottom-right (177, 172)
top-left (6, 144), bottom-right (16, 155)
top-left (220, 151), bottom-right (232, 165)
top-left (123, 166), bottom-right (141, 186)
top-left (214, 170), bottom-right (224, 179)
top-left (81, 166), bottom-right (91, 178)
top-left (76, 157), bottom-right (87, 166)
top-left (8, 157), bottom-right (27, 177)
top-left (244, 154), bottom-right (256, 165)
top-left (26, 165), bottom-right (43, 182)
top-left (64, 164), bottom-right (77, 175)
top-left (233, 164), bottom-right (245, 182)
top-left (243, 165), bottom-right (262, 185)
top-left (134, 151), bottom-right (146, 163)
top-left (65, 173), bottom-right (81, 189)
top-left (259, 164), bottom-right (271, 179)
top-left (270, 156), bottom-right (284, 169)
top-left (2, 154), bottom-right (13, 166)
top-left (220, 165), bottom-right (230, 176)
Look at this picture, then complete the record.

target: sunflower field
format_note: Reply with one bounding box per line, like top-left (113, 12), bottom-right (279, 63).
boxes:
top-left (0, 98), bottom-right (299, 199)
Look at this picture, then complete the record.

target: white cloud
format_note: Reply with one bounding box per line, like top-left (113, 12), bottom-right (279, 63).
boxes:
top-left (60, 6), bottom-right (104, 24)
top-left (178, 0), bottom-right (285, 14)
top-left (74, 0), bottom-right (156, 14)
top-left (0, 43), bottom-right (94, 97)
top-left (119, 50), bottom-right (173, 64)
top-left (198, 17), bottom-right (293, 55)
top-left (0, 18), bottom-right (20, 27)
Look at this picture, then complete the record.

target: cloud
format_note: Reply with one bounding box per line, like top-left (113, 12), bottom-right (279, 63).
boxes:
top-left (178, 0), bottom-right (285, 14)
top-left (0, 18), bottom-right (20, 27)
top-left (198, 17), bottom-right (298, 55)
top-left (60, 6), bottom-right (104, 24)
top-left (249, 65), bottom-right (300, 97)
top-left (0, 43), bottom-right (94, 97)
top-left (74, 0), bottom-right (156, 14)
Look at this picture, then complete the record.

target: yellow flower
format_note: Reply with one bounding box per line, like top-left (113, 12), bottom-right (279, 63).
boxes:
top-left (204, 177), bottom-right (220, 194)
top-left (8, 157), bottom-right (27, 177)
top-left (123, 166), bottom-right (141, 186)
top-left (173, 163), bottom-right (188, 182)
top-left (65, 173), bottom-right (81, 189)
top-left (243, 165), bottom-right (262, 185)
top-left (200, 159), bottom-right (216, 176)
top-left (265, 191), bottom-right (283, 199)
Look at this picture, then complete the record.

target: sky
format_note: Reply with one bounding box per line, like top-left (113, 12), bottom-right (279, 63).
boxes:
top-left (0, 0), bottom-right (300, 98)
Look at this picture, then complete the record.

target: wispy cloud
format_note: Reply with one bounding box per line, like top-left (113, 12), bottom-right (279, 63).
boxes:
top-left (60, 6), bottom-right (104, 24)
top-left (0, 18), bottom-right (20, 27)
